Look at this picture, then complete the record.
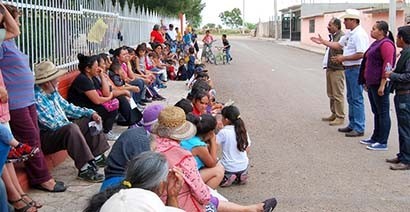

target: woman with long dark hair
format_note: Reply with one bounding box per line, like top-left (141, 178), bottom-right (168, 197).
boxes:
top-left (68, 54), bottom-right (118, 140)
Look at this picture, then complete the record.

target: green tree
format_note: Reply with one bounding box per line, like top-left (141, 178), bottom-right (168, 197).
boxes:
top-left (104, 0), bottom-right (205, 27)
top-left (244, 22), bottom-right (256, 30)
top-left (219, 8), bottom-right (243, 28)
top-left (202, 23), bottom-right (216, 30)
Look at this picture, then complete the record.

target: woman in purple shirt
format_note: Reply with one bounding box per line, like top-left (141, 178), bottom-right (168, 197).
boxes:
top-left (359, 21), bottom-right (396, 151)
top-left (0, 4), bottom-right (66, 193)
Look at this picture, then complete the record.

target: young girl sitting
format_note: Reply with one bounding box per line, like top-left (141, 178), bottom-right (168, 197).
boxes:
top-left (181, 114), bottom-right (224, 189)
top-left (217, 105), bottom-right (251, 187)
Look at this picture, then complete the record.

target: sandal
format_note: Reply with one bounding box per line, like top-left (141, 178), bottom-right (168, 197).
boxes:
top-left (263, 198), bottom-right (278, 212)
top-left (21, 194), bottom-right (42, 208)
top-left (9, 198), bottom-right (37, 212)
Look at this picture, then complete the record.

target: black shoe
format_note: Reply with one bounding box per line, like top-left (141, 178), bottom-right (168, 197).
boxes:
top-left (345, 130), bottom-right (364, 137)
top-left (338, 126), bottom-right (353, 133)
top-left (141, 98), bottom-right (152, 103)
top-left (78, 166), bottom-right (104, 183)
top-left (153, 95), bottom-right (166, 101)
top-left (138, 101), bottom-right (147, 106)
top-left (33, 181), bottom-right (67, 192)
top-left (95, 155), bottom-right (106, 168)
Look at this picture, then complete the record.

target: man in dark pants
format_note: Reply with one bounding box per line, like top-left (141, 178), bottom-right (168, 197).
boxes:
top-left (385, 25), bottom-right (410, 170)
top-left (34, 61), bottom-right (109, 182)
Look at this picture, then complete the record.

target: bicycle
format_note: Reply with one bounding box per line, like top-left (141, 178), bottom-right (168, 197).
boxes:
top-left (215, 46), bottom-right (227, 65)
top-left (202, 40), bottom-right (217, 65)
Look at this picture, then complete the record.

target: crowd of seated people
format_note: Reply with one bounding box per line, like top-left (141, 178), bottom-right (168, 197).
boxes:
top-left (0, 3), bottom-right (276, 210)
top-left (82, 37), bottom-right (278, 210)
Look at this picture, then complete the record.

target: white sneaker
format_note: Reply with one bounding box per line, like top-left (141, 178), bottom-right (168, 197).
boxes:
top-left (105, 131), bottom-right (119, 141)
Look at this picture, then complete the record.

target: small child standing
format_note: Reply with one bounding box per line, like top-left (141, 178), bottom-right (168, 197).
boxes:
top-left (187, 47), bottom-right (196, 80)
top-left (216, 105), bottom-right (250, 187)
top-left (176, 58), bottom-right (188, 81)
top-left (222, 34), bottom-right (232, 64)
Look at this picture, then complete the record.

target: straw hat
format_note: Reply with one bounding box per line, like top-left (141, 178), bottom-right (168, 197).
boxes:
top-left (100, 188), bottom-right (184, 212)
top-left (152, 106), bottom-right (196, 141)
top-left (339, 9), bottom-right (361, 20)
top-left (34, 61), bottom-right (67, 84)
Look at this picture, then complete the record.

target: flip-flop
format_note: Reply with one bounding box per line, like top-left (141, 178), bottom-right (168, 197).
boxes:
top-left (263, 198), bottom-right (277, 212)
top-left (33, 181), bottom-right (67, 192)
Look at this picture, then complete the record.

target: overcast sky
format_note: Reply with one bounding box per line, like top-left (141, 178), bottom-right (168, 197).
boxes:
top-left (200, 0), bottom-right (390, 26)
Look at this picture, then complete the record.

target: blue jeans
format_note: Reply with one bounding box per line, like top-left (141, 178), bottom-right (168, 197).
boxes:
top-left (367, 85), bottom-right (391, 144)
top-left (394, 93), bottom-right (410, 164)
top-left (225, 48), bottom-right (231, 63)
top-left (345, 67), bottom-right (365, 132)
top-left (128, 78), bottom-right (145, 103)
top-left (0, 178), bottom-right (10, 212)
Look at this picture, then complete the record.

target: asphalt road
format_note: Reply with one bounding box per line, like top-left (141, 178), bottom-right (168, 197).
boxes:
top-left (210, 37), bottom-right (410, 212)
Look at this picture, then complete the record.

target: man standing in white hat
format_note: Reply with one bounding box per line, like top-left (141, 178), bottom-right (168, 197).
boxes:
top-left (34, 61), bottom-right (110, 183)
top-left (311, 9), bottom-right (369, 137)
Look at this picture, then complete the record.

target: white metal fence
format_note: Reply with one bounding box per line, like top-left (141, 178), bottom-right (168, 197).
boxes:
top-left (3, 0), bottom-right (178, 70)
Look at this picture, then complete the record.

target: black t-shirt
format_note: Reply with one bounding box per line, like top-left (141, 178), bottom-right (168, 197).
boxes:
top-left (68, 73), bottom-right (98, 109)
top-left (223, 39), bottom-right (230, 49)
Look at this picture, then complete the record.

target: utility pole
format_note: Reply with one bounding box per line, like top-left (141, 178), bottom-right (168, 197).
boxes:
top-left (274, 0), bottom-right (278, 39)
top-left (389, 0), bottom-right (396, 36)
top-left (243, 0), bottom-right (245, 34)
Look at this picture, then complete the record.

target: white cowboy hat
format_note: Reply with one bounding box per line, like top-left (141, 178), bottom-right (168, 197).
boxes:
top-left (339, 9), bottom-right (361, 20)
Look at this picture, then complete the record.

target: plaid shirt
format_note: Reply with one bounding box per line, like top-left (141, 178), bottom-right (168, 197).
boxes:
top-left (35, 85), bottom-right (95, 131)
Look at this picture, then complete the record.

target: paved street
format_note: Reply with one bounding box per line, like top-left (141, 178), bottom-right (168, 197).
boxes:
top-left (211, 37), bottom-right (410, 211)
top-left (31, 37), bottom-right (410, 211)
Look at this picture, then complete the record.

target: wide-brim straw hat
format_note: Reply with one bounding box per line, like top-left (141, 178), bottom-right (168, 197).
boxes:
top-left (339, 9), bottom-right (360, 20)
top-left (34, 61), bottom-right (67, 84)
top-left (152, 106), bottom-right (196, 141)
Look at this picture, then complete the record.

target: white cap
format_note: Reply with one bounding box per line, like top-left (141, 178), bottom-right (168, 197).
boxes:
top-left (100, 188), bottom-right (185, 212)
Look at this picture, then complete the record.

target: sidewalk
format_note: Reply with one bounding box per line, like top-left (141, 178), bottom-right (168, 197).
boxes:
top-left (252, 36), bottom-right (326, 55)
top-left (29, 81), bottom-right (189, 212)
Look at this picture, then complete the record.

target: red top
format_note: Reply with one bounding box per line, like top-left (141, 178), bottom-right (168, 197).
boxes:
top-left (150, 30), bottom-right (165, 43)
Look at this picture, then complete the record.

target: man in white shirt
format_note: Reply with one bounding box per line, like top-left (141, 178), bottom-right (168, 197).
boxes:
top-left (311, 9), bottom-right (369, 137)
top-left (166, 24), bottom-right (177, 41)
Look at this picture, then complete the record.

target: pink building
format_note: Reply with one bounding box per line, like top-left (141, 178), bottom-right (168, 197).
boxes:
top-left (280, 1), bottom-right (408, 47)
top-left (302, 7), bottom-right (406, 47)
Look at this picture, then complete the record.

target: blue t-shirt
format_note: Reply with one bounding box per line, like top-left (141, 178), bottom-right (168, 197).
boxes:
top-left (183, 34), bottom-right (192, 45)
top-left (180, 136), bottom-right (206, 169)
